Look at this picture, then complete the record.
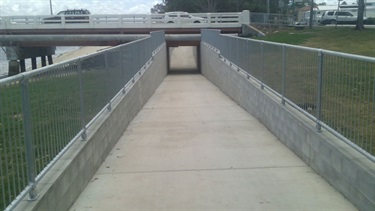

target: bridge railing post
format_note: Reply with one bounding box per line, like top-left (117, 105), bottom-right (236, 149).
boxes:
top-left (89, 16), bottom-right (94, 27)
top-left (207, 13), bottom-right (212, 27)
top-left (177, 13), bottom-right (182, 27)
top-left (147, 14), bottom-right (152, 28)
top-left (242, 10), bottom-right (250, 25)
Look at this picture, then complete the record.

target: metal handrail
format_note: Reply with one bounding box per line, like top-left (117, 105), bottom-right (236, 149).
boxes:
top-left (202, 29), bottom-right (375, 163)
top-left (0, 31), bottom-right (165, 210)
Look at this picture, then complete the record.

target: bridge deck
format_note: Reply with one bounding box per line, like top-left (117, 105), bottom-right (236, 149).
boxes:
top-left (69, 74), bottom-right (356, 210)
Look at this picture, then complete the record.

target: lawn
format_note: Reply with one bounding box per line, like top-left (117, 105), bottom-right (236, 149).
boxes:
top-left (252, 26), bottom-right (375, 157)
top-left (255, 27), bottom-right (375, 58)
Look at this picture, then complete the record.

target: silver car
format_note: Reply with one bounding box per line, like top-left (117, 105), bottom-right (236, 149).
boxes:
top-left (319, 10), bottom-right (366, 25)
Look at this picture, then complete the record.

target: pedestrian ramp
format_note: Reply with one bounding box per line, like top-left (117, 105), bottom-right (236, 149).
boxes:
top-left (69, 74), bottom-right (356, 210)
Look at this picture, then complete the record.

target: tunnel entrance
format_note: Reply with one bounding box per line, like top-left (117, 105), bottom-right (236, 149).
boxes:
top-left (167, 46), bottom-right (200, 74)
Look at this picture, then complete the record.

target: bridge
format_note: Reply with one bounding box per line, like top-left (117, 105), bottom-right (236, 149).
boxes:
top-left (0, 28), bottom-right (374, 211)
top-left (0, 11), bottom-right (263, 75)
top-left (0, 11), bottom-right (250, 35)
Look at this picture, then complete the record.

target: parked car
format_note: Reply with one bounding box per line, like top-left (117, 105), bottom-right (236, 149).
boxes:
top-left (43, 9), bottom-right (91, 24)
top-left (163, 11), bottom-right (205, 24)
top-left (319, 10), bottom-right (367, 25)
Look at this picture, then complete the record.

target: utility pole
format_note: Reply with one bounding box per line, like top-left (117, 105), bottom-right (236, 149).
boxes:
top-left (336, 0), bottom-right (342, 28)
top-left (267, 0), bottom-right (270, 26)
top-left (309, 0), bottom-right (314, 29)
top-left (292, 0), bottom-right (296, 21)
top-left (49, 0), bottom-right (53, 15)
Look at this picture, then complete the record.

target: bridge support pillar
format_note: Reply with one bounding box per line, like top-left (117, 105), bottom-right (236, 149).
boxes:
top-left (31, 58), bottom-right (37, 70)
top-left (5, 46), bottom-right (56, 76)
top-left (8, 60), bottom-right (20, 76)
top-left (41, 56), bottom-right (47, 67)
top-left (20, 59), bottom-right (26, 73)
top-left (48, 55), bottom-right (53, 65)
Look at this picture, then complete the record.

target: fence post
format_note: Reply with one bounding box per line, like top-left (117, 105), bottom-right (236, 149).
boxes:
top-left (104, 52), bottom-right (112, 111)
top-left (120, 47), bottom-right (126, 94)
top-left (281, 45), bottom-right (286, 105)
top-left (316, 50), bottom-right (324, 132)
top-left (78, 61), bottom-right (87, 140)
top-left (261, 42), bottom-right (264, 90)
top-left (20, 78), bottom-right (38, 200)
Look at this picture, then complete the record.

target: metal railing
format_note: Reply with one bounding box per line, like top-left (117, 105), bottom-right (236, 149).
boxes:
top-left (0, 31), bottom-right (165, 210)
top-left (202, 29), bottom-right (375, 162)
top-left (0, 11), bottom-right (249, 30)
top-left (250, 12), bottom-right (294, 26)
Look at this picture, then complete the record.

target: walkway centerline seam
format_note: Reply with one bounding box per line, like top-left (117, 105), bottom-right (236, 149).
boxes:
top-left (96, 165), bottom-right (308, 175)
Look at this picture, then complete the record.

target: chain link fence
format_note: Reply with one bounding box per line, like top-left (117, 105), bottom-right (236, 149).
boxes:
top-left (250, 12), bottom-right (294, 26)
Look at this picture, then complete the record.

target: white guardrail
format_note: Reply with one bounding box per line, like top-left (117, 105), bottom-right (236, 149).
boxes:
top-left (0, 11), bottom-right (250, 30)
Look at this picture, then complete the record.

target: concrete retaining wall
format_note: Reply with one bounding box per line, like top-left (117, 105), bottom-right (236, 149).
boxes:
top-left (201, 42), bottom-right (375, 211)
top-left (14, 44), bottom-right (168, 211)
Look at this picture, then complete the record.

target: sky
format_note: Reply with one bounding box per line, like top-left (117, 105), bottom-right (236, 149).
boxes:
top-left (314, 0), bottom-right (358, 5)
top-left (0, 0), bottom-right (359, 16)
top-left (0, 0), bottom-right (163, 16)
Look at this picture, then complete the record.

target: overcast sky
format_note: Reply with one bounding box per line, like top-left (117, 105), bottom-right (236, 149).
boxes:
top-left (0, 0), bottom-right (359, 16)
top-left (316, 0), bottom-right (358, 5)
top-left (0, 0), bottom-right (162, 16)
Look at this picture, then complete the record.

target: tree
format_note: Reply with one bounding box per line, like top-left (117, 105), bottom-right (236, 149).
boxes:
top-left (150, 3), bottom-right (166, 13)
top-left (162, 0), bottom-right (199, 12)
top-left (196, 0), bottom-right (220, 12)
top-left (355, 0), bottom-right (365, 30)
top-left (152, 0), bottom-right (290, 13)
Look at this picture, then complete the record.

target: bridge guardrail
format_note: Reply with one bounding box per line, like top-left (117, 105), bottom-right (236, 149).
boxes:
top-left (0, 12), bottom-right (247, 30)
top-left (202, 29), bottom-right (375, 162)
top-left (0, 31), bottom-right (165, 211)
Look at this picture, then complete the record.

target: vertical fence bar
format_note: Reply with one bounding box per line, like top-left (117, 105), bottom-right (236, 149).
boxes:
top-left (281, 45), bottom-right (286, 105)
top-left (316, 50), bottom-right (323, 132)
top-left (20, 78), bottom-right (38, 200)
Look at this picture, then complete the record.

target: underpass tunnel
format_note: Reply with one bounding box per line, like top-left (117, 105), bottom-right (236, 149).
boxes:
top-left (167, 46), bottom-right (201, 74)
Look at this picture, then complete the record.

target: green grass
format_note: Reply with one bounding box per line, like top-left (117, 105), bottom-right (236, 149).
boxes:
top-left (0, 73), bottom-right (82, 209)
top-left (255, 27), bottom-right (375, 58)
top-left (0, 63), bottom-right (122, 209)
top-left (253, 26), bottom-right (375, 157)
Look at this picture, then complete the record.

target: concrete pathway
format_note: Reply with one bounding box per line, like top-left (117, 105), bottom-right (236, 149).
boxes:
top-left (70, 74), bottom-right (356, 211)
